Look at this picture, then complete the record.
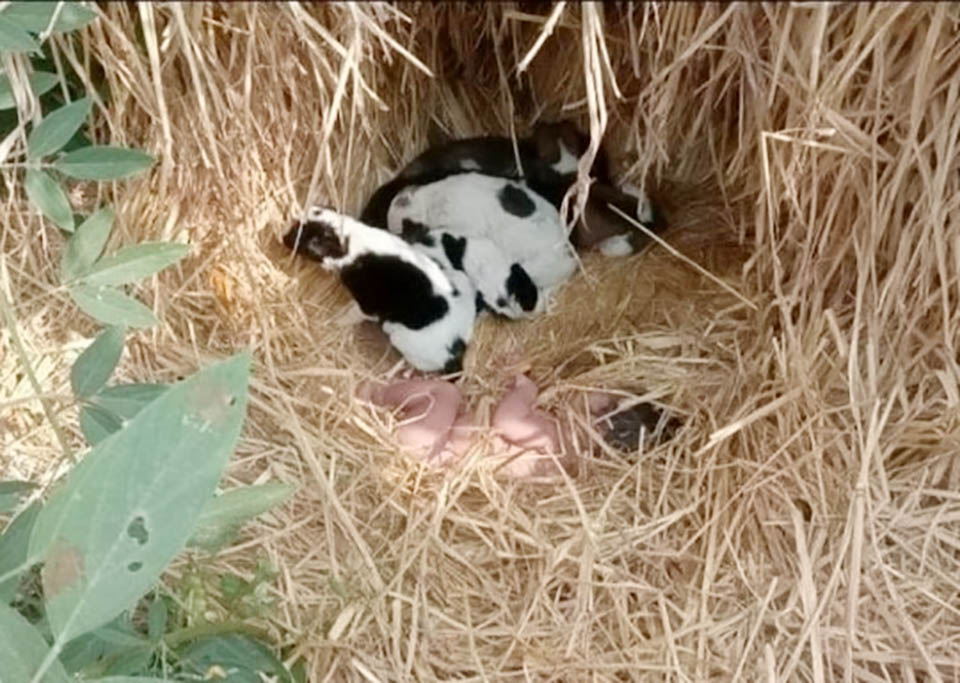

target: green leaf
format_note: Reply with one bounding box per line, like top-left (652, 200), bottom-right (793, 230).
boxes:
top-left (146, 596), bottom-right (167, 643)
top-left (0, 479), bottom-right (37, 514)
top-left (58, 630), bottom-right (107, 675)
top-left (59, 615), bottom-right (160, 678)
top-left (219, 573), bottom-right (248, 599)
top-left (25, 168), bottom-right (74, 232)
top-left (54, 146), bottom-right (155, 181)
top-left (0, 71), bottom-right (59, 109)
top-left (0, 480), bottom-right (38, 495)
top-left (0, 501), bottom-right (42, 604)
top-left (291, 658), bottom-right (308, 683)
top-left (89, 621), bottom-right (148, 649)
top-left (69, 283), bottom-right (158, 328)
top-left (75, 243), bottom-right (190, 287)
top-left (0, 2), bottom-right (99, 34)
top-left (28, 352), bottom-right (251, 646)
top-left (0, 602), bottom-right (71, 682)
top-left (178, 633), bottom-right (293, 683)
top-left (101, 645), bottom-right (155, 677)
top-left (28, 96), bottom-right (91, 160)
top-left (189, 483), bottom-right (296, 551)
top-left (70, 326), bottom-right (126, 399)
top-left (61, 207), bottom-right (115, 282)
top-left (94, 678), bottom-right (172, 683)
top-left (80, 384), bottom-right (171, 446)
top-left (0, 14), bottom-right (41, 53)
top-left (92, 383), bottom-right (169, 418)
top-left (79, 403), bottom-right (124, 446)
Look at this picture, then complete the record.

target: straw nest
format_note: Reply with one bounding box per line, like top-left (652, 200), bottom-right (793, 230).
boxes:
top-left (4, 3), bottom-right (960, 680)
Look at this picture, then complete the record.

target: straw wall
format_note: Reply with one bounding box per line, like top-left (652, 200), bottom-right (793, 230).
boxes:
top-left (5, 2), bottom-right (960, 679)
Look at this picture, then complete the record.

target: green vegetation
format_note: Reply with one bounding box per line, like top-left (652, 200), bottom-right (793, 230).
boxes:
top-left (0, 4), bottom-right (296, 680)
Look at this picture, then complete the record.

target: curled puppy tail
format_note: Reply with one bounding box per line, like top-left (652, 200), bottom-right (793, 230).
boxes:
top-left (359, 177), bottom-right (409, 229)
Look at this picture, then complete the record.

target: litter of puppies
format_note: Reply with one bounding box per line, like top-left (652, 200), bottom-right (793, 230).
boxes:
top-left (283, 119), bottom-right (681, 472)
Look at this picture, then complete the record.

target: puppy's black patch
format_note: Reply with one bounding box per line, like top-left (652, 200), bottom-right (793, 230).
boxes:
top-left (648, 202), bottom-right (667, 231)
top-left (359, 178), bottom-right (408, 229)
top-left (441, 233), bottom-right (467, 271)
top-left (443, 338), bottom-right (466, 374)
top-left (283, 221), bottom-right (345, 262)
top-left (603, 403), bottom-right (682, 452)
top-left (401, 218), bottom-right (435, 246)
top-left (400, 159), bottom-right (426, 179)
top-left (506, 263), bottom-right (538, 312)
top-left (497, 183), bottom-right (536, 218)
top-left (339, 253), bottom-right (449, 330)
top-left (475, 291), bottom-right (488, 314)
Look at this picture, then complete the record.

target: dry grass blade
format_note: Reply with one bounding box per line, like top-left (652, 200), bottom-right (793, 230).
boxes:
top-left (4, 2), bottom-right (960, 680)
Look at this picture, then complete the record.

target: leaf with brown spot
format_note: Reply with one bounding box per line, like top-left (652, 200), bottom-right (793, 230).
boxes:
top-left (28, 352), bottom-right (250, 647)
top-left (41, 539), bottom-right (85, 599)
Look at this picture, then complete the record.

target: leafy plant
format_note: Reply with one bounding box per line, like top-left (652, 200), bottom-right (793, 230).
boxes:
top-left (0, 3), bottom-right (298, 680)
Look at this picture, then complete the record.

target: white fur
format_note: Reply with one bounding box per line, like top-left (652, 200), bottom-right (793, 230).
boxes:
top-left (620, 183), bottom-right (655, 225)
top-left (415, 233), bottom-right (540, 318)
top-left (551, 140), bottom-right (580, 175)
top-left (303, 207), bottom-right (454, 297)
top-left (598, 234), bottom-right (634, 258)
top-left (458, 158), bottom-right (482, 171)
top-left (382, 269), bottom-right (477, 372)
top-left (302, 206), bottom-right (475, 373)
top-left (386, 173), bottom-right (577, 297)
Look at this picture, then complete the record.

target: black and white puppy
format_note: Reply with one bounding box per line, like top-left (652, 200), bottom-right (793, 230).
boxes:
top-left (360, 121), bottom-right (603, 230)
top-left (360, 120), bottom-right (664, 256)
top-left (395, 219), bottom-right (540, 319)
top-left (386, 173), bottom-right (579, 317)
top-left (283, 207), bottom-right (477, 373)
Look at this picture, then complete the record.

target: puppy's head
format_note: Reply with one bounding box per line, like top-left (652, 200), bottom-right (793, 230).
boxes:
top-left (530, 120), bottom-right (610, 181)
top-left (531, 121), bottom-right (589, 163)
top-left (283, 206), bottom-right (347, 263)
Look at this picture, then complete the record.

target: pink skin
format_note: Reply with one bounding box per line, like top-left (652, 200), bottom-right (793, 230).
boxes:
top-left (491, 375), bottom-right (560, 452)
top-left (360, 379), bottom-right (464, 463)
top-left (361, 374), bottom-right (578, 478)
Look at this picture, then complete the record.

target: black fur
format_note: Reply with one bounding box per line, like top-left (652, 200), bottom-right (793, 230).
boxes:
top-left (602, 403), bottom-right (682, 452)
top-left (398, 137), bottom-right (528, 182)
top-left (359, 143), bottom-right (523, 229)
top-left (339, 253), bottom-right (449, 330)
top-left (505, 263), bottom-right (538, 312)
top-left (283, 221), bottom-right (345, 262)
top-left (400, 218), bottom-right (435, 246)
top-left (475, 291), bottom-right (488, 314)
top-left (443, 338), bottom-right (466, 374)
top-left (359, 125), bottom-right (610, 228)
top-left (497, 183), bottom-right (536, 218)
top-left (358, 177), bottom-right (409, 230)
top-left (441, 233), bottom-right (467, 271)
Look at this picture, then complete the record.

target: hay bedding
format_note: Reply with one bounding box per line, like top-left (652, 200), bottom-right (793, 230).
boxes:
top-left (4, 2), bottom-right (960, 680)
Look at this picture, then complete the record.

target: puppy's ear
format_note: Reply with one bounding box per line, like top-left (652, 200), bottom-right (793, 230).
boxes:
top-left (427, 118), bottom-right (452, 148)
top-left (530, 123), bottom-right (560, 164)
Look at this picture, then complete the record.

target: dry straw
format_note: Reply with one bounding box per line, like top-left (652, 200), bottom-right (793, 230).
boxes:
top-left (3, 2), bottom-right (960, 680)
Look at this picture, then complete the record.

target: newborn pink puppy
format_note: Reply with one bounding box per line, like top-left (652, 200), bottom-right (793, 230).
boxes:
top-left (360, 375), bottom-right (566, 477)
top-left (491, 375), bottom-right (560, 451)
top-left (359, 379), bottom-right (470, 465)
top-left (488, 375), bottom-right (567, 479)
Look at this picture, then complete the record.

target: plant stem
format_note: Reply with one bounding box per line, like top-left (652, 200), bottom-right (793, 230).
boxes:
top-left (163, 620), bottom-right (273, 649)
top-left (0, 268), bottom-right (75, 463)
